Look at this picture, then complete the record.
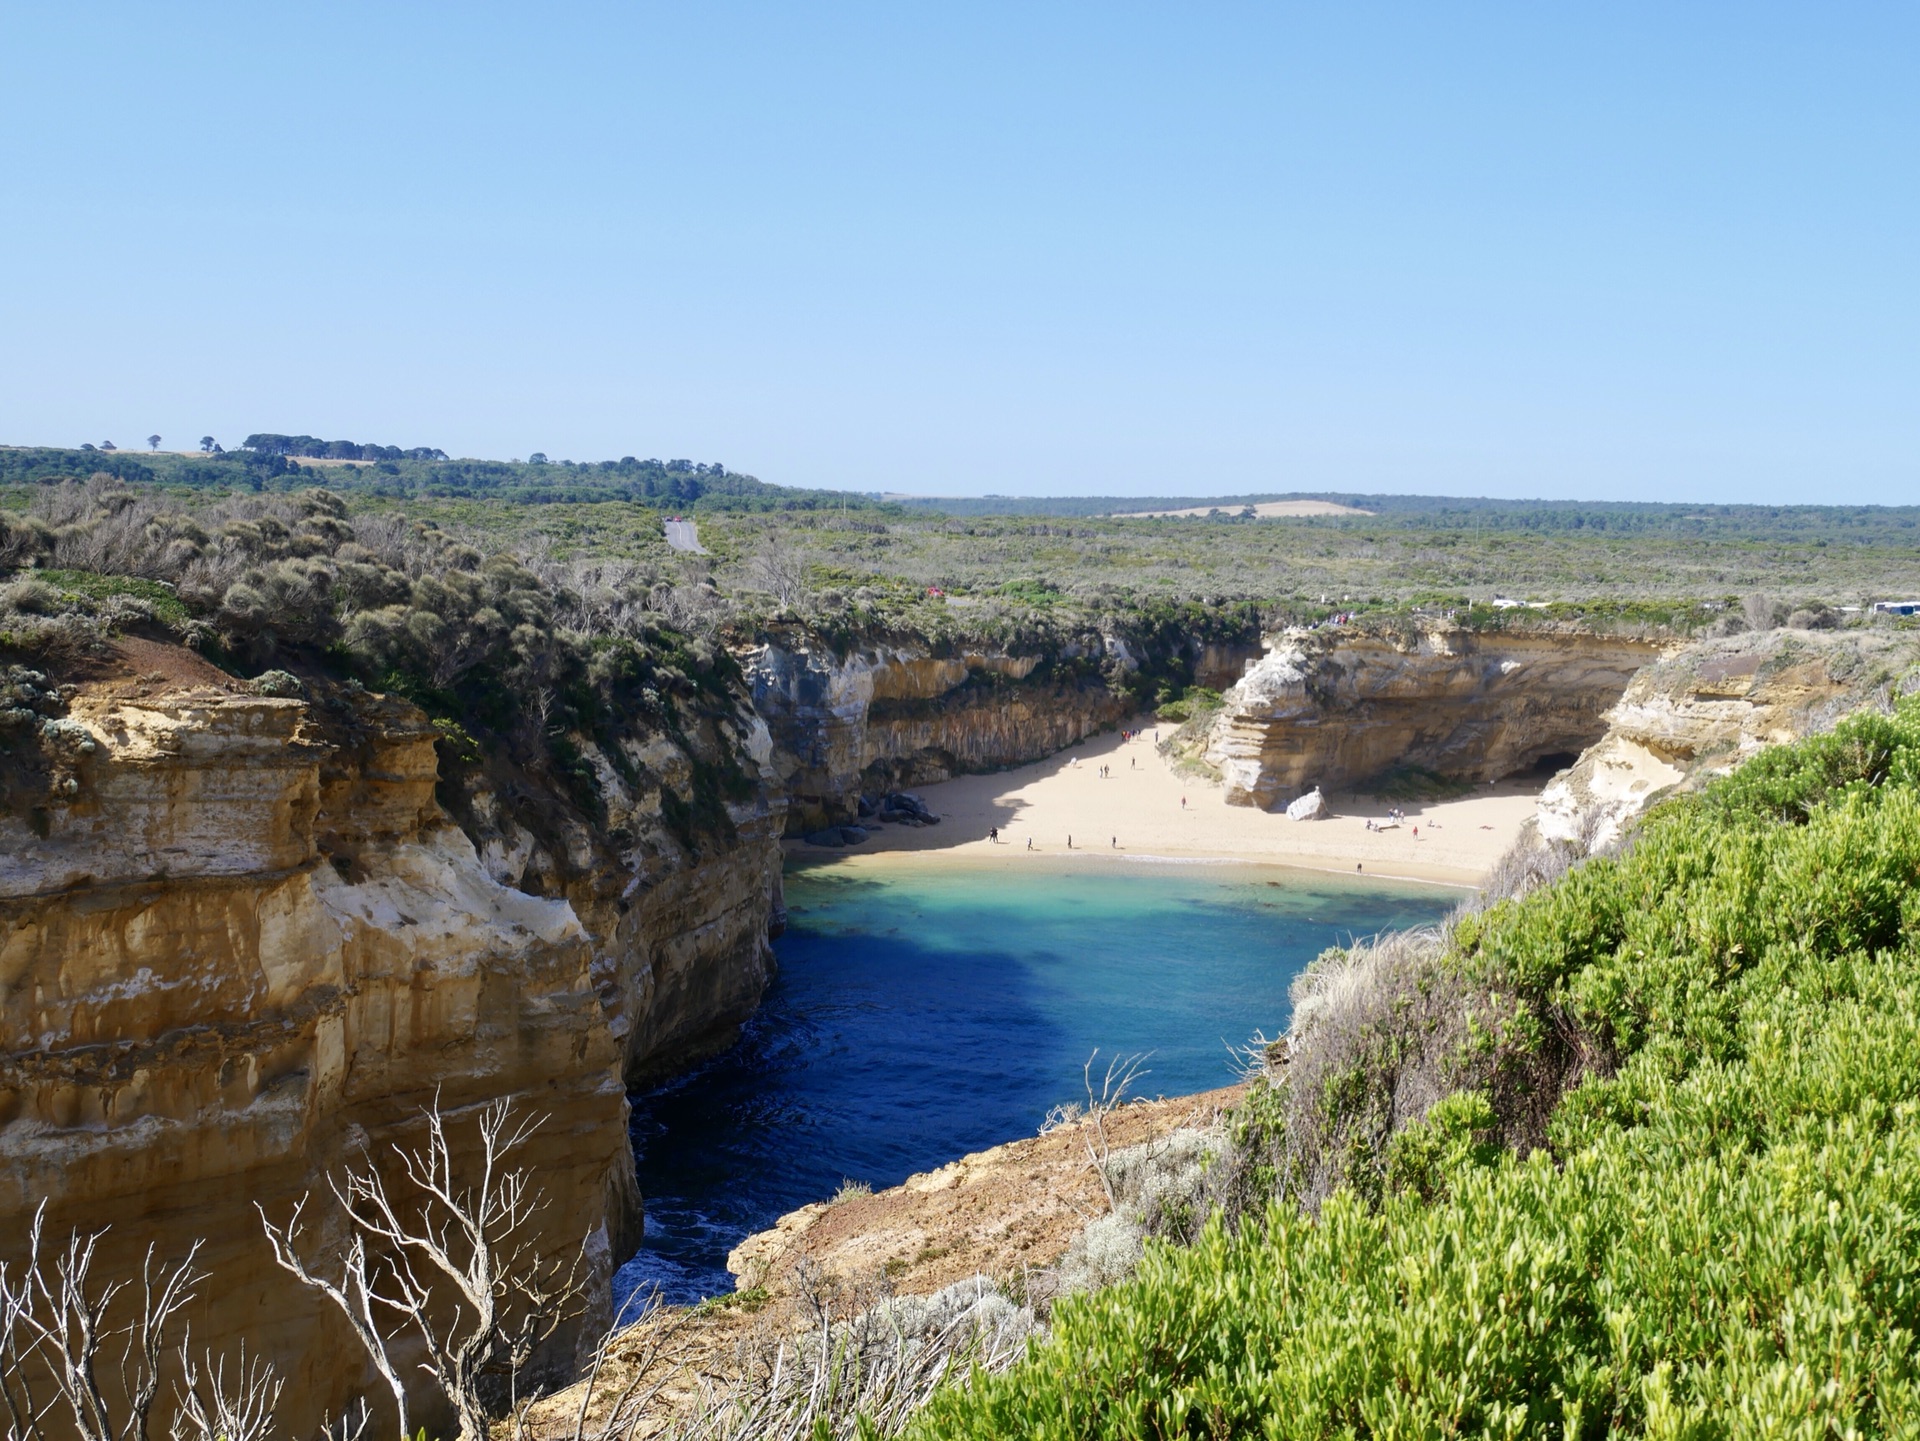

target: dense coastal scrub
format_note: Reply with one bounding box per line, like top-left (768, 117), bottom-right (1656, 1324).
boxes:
top-left (12, 442), bottom-right (1920, 616)
top-left (911, 700), bottom-right (1920, 1437)
top-left (0, 476), bottom-right (766, 862)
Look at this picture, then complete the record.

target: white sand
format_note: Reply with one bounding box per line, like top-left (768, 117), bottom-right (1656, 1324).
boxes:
top-left (788, 722), bottom-right (1544, 888)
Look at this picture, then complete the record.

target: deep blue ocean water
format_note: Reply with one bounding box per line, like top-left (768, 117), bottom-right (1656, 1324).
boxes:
top-left (613, 857), bottom-right (1454, 1307)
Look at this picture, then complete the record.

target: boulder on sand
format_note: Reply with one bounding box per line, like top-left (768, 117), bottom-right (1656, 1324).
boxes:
top-left (880, 791), bottom-right (941, 825)
top-left (804, 830), bottom-right (847, 847)
top-left (1285, 787), bottom-right (1326, 822)
top-left (836, 825), bottom-right (869, 844)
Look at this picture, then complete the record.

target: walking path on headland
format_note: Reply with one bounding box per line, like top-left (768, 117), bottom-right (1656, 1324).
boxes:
top-left (793, 721), bottom-right (1545, 887)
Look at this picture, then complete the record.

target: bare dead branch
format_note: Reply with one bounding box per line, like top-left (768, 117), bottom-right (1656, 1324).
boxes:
top-left (259, 1096), bottom-right (588, 1441)
top-left (0, 1200), bottom-right (205, 1441)
top-left (170, 1339), bottom-right (281, 1441)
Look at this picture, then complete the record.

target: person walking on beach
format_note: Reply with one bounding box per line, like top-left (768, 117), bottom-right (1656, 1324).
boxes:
top-left (1026, 837), bottom-right (1032, 850)
top-left (1067, 835), bottom-right (1073, 849)
top-left (1111, 836), bottom-right (1117, 848)
top-left (1181, 795), bottom-right (1186, 810)
top-left (988, 826), bottom-right (999, 843)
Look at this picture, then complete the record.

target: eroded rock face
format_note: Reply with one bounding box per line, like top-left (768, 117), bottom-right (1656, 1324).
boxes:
top-left (1536, 628), bottom-right (1920, 852)
top-left (0, 662), bottom-right (786, 1428)
top-left (445, 707), bottom-right (789, 1087)
top-left (743, 637), bottom-right (1135, 832)
top-left (1205, 627), bottom-right (1665, 808)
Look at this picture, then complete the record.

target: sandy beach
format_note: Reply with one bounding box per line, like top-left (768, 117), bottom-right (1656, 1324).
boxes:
top-left (787, 721), bottom-right (1545, 888)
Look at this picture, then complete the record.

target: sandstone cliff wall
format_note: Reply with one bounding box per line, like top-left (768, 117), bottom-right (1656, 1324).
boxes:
top-left (1535, 628), bottom-right (1920, 853)
top-left (0, 649), bottom-right (787, 1428)
top-left (1205, 627), bottom-right (1665, 808)
top-left (744, 638), bottom-right (1129, 832)
top-left (446, 706), bottom-right (789, 1086)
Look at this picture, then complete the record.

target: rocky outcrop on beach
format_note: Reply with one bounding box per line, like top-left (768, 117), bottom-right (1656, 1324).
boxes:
top-left (1205, 625), bottom-right (1665, 808)
top-left (1535, 627), bottom-right (1920, 853)
top-left (0, 642), bottom-right (786, 1426)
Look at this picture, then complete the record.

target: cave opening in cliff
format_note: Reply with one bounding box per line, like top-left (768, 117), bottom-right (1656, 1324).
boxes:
top-left (1521, 751), bottom-right (1581, 779)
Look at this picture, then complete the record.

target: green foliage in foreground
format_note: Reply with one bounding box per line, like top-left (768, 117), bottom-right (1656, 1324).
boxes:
top-left (914, 703), bottom-right (1920, 1438)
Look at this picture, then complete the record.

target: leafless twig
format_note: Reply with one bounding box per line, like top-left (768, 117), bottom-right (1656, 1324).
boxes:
top-left (259, 1096), bottom-right (589, 1441)
top-left (1080, 1051), bottom-right (1153, 1212)
top-left (0, 1200), bottom-right (205, 1441)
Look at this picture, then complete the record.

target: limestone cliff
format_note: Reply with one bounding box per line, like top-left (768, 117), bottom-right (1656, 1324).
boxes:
top-left (1535, 627), bottom-right (1920, 852)
top-left (743, 638), bottom-right (1118, 832)
top-left (743, 627), bottom-right (1259, 832)
top-left (440, 699), bottom-right (787, 1086)
top-left (1205, 625), bottom-right (1665, 808)
top-left (0, 643), bottom-right (786, 1427)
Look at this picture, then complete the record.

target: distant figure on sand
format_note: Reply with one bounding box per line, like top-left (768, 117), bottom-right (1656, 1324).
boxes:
top-left (1111, 836), bottom-right (1117, 848)
top-left (1026, 837), bottom-right (1032, 850)
top-left (988, 826), bottom-right (999, 843)
top-left (1067, 835), bottom-right (1073, 849)
top-left (1181, 796), bottom-right (1186, 810)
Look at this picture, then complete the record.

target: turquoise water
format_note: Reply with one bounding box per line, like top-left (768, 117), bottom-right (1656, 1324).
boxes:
top-left (614, 857), bottom-right (1454, 1306)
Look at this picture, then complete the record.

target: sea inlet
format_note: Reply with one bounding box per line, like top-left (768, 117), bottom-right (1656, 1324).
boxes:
top-left (615, 856), bottom-right (1455, 1306)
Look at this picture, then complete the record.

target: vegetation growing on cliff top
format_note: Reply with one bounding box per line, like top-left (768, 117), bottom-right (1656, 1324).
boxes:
top-left (907, 699), bottom-right (1920, 1437)
top-left (11, 441), bottom-right (1920, 619)
top-left (0, 476), bottom-right (762, 860)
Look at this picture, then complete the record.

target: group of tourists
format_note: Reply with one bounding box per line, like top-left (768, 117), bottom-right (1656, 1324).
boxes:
top-left (1364, 805), bottom-right (1440, 840)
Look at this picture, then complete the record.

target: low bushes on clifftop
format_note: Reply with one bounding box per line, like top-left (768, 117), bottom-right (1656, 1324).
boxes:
top-left (0, 476), bottom-right (762, 858)
top-left (910, 699), bottom-right (1920, 1437)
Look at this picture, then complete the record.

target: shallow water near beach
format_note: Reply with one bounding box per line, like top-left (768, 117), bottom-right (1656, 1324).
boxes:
top-left (614, 856), bottom-right (1454, 1308)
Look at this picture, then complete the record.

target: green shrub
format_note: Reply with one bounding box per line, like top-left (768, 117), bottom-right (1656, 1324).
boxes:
top-left (19, 569), bottom-right (190, 627)
top-left (911, 700), bottom-right (1920, 1437)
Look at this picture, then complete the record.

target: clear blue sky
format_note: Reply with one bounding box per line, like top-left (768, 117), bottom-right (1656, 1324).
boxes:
top-left (3, 4), bottom-right (1915, 502)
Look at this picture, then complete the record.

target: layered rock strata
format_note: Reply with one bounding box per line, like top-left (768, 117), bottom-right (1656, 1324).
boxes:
top-left (1206, 626), bottom-right (1665, 808)
top-left (444, 706), bottom-right (787, 1086)
top-left (0, 649), bottom-right (786, 1428)
top-left (744, 636), bottom-right (1137, 832)
top-left (1536, 627), bottom-right (1920, 852)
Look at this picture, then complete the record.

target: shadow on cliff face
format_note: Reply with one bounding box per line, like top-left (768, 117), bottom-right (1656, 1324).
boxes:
top-left (618, 927), bottom-right (1071, 1305)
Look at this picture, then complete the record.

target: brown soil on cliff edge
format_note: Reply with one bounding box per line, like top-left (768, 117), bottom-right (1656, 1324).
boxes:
top-left (514, 1086), bottom-right (1242, 1439)
top-left (726, 1084), bottom-right (1243, 1296)
top-left (77, 634), bottom-right (244, 694)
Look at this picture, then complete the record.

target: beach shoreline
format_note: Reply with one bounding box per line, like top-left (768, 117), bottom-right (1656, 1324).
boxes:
top-left (790, 846), bottom-right (1481, 890)
top-left (785, 718), bottom-right (1545, 888)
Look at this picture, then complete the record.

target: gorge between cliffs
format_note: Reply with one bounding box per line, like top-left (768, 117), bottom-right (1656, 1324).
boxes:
top-left (6, 609), bottom-right (1906, 1431)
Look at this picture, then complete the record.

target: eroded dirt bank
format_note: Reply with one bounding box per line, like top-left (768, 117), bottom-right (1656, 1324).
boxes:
top-left (518, 1088), bottom-right (1242, 1439)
